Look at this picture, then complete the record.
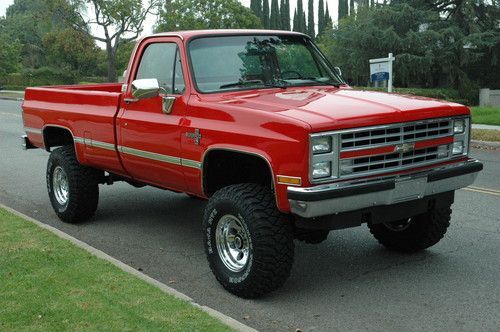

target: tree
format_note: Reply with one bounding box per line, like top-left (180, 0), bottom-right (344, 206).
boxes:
top-left (70, 0), bottom-right (159, 82)
top-left (292, 8), bottom-right (299, 31)
top-left (324, 3), bottom-right (331, 28)
top-left (156, 0), bottom-right (262, 31)
top-left (0, 31), bottom-right (21, 78)
top-left (338, 0), bottom-right (349, 20)
top-left (297, 0), bottom-right (304, 32)
top-left (270, 0), bottom-right (280, 29)
top-left (42, 28), bottom-right (100, 75)
top-left (280, 0), bottom-right (290, 30)
top-left (263, 0), bottom-right (270, 28)
top-left (250, 0), bottom-right (262, 25)
top-left (318, 0), bottom-right (325, 35)
top-left (307, 0), bottom-right (315, 38)
top-left (349, 0), bottom-right (355, 16)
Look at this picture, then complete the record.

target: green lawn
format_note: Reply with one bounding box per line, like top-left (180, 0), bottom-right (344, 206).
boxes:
top-left (0, 208), bottom-right (232, 331)
top-left (470, 106), bottom-right (500, 126)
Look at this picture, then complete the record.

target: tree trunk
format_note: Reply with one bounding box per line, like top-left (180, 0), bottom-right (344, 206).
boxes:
top-left (106, 42), bottom-right (117, 82)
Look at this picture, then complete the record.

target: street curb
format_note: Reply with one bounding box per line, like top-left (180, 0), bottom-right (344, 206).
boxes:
top-left (0, 203), bottom-right (257, 332)
top-left (471, 140), bottom-right (500, 150)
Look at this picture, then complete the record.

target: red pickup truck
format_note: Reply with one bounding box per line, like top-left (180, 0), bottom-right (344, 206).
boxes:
top-left (22, 29), bottom-right (482, 298)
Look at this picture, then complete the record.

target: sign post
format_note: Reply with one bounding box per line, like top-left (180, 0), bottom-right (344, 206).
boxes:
top-left (369, 53), bottom-right (395, 92)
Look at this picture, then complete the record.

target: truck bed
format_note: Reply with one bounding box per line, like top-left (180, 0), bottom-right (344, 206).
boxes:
top-left (22, 83), bottom-right (126, 174)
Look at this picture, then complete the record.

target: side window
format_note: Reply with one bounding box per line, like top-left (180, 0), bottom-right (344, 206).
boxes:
top-left (135, 43), bottom-right (185, 95)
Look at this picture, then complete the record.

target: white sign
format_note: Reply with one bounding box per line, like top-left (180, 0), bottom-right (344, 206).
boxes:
top-left (369, 53), bottom-right (395, 92)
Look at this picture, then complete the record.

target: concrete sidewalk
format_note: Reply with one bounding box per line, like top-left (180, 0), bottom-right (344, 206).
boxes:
top-left (0, 90), bottom-right (24, 101)
top-left (472, 124), bottom-right (500, 131)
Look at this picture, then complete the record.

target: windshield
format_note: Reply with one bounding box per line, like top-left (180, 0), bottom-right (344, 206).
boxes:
top-left (189, 35), bottom-right (343, 93)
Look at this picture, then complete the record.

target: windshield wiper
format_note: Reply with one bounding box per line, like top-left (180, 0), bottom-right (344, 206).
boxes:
top-left (265, 79), bottom-right (288, 89)
top-left (300, 77), bottom-right (342, 88)
top-left (219, 80), bottom-right (265, 89)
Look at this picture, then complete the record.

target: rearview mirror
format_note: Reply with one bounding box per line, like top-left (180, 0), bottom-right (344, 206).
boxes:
top-left (131, 78), bottom-right (160, 100)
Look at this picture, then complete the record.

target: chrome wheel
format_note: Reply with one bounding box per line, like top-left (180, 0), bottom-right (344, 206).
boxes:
top-left (383, 218), bottom-right (412, 232)
top-left (53, 166), bottom-right (69, 206)
top-left (215, 214), bottom-right (251, 272)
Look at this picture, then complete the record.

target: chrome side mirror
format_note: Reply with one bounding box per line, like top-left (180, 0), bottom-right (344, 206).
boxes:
top-left (334, 66), bottom-right (343, 77)
top-left (131, 78), bottom-right (160, 100)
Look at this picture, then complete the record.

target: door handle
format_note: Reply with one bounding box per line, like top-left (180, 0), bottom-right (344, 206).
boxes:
top-left (124, 98), bottom-right (139, 104)
top-left (162, 96), bottom-right (176, 114)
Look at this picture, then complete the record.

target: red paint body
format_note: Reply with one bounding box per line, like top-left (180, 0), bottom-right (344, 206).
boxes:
top-left (22, 30), bottom-right (471, 213)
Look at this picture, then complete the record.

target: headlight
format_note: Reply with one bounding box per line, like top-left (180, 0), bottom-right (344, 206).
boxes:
top-left (437, 144), bottom-right (449, 158)
top-left (452, 141), bottom-right (464, 155)
top-left (454, 119), bottom-right (465, 134)
top-left (452, 117), bottom-right (469, 156)
top-left (310, 133), bottom-right (339, 182)
top-left (311, 136), bottom-right (332, 154)
top-left (312, 161), bottom-right (331, 178)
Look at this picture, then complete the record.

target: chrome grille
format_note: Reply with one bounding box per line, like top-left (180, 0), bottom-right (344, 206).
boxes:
top-left (340, 119), bottom-right (452, 151)
top-left (340, 145), bottom-right (452, 177)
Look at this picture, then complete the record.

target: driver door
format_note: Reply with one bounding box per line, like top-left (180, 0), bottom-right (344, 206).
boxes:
top-left (117, 38), bottom-right (188, 191)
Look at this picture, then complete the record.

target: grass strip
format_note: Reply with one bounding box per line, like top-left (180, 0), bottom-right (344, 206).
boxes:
top-left (0, 91), bottom-right (24, 99)
top-left (471, 129), bottom-right (500, 142)
top-left (0, 208), bottom-right (232, 331)
top-left (470, 106), bottom-right (500, 126)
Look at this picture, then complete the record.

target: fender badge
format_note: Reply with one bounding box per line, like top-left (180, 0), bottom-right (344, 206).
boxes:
top-left (186, 129), bottom-right (202, 145)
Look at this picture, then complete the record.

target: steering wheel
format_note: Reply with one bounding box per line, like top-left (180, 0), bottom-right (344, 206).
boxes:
top-left (281, 70), bottom-right (303, 80)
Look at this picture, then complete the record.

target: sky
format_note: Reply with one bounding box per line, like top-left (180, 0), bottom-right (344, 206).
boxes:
top-left (0, 0), bottom-right (340, 39)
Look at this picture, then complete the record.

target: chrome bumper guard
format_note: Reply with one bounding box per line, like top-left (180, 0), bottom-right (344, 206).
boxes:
top-left (288, 159), bottom-right (483, 218)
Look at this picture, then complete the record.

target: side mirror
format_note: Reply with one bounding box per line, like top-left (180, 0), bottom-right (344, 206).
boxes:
top-left (334, 66), bottom-right (343, 78)
top-left (131, 78), bottom-right (160, 100)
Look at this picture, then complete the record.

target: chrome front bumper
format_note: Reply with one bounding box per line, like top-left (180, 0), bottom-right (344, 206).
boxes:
top-left (288, 159), bottom-right (483, 218)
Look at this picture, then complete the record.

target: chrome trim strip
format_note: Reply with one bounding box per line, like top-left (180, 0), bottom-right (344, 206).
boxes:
top-left (72, 137), bottom-right (203, 169)
top-left (73, 137), bottom-right (85, 144)
top-left (119, 146), bottom-right (182, 165)
top-left (311, 116), bottom-right (467, 137)
top-left (181, 158), bottom-right (202, 169)
top-left (91, 140), bottom-right (115, 151)
top-left (24, 127), bottom-right (42, 134)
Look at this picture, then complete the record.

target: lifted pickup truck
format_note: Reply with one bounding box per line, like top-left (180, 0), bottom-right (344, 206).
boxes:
top-left (22, 29), bottom-right (482, 298)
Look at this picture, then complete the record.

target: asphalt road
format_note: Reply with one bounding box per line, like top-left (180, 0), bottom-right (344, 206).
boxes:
top-left (1, 99), bottom-right (499, 331)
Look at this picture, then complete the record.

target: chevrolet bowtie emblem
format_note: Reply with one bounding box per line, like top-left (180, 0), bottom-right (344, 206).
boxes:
top-left (394, 143), bottom-right (415, 153)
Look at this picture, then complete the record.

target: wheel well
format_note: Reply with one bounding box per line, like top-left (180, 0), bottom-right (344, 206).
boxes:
top-left (43, 126), bottom-right (74, 151)
top-left (203, 150), bottom-right (273, 196)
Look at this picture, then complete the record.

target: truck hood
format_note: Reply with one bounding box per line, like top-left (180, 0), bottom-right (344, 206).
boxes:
top-left (214, 87), bottom-right (469, 132)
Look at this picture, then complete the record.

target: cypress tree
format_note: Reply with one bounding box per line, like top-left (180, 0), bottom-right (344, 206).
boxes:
top-left (250, 0), bottom-right (262, 20)
top-left (349, 0), bottom-right (355, 16)
top-left (338, 0), bottom-right (348, 20)
top-left (297, 0), bottom-right (304, 32)
top-left (270, 0), bottom-right (280, 29)
top-left (292, 8), bottom-right (299, 32)
top-left (280, 0), bottom-right (287, 30)
top-left (262, 0), bottom-right (270, 28)
top-left (307, 0), bottom-right (314, 39)
top-left (318, 0), bottom-right (325, 35)
top-left (324, 3), bottom-right (331, 27)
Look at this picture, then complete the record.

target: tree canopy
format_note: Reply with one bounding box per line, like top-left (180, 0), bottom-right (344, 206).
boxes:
top-left (156, 0), bottom-right (261, 32)
top-left (317, 0), bottom-right (500, 101)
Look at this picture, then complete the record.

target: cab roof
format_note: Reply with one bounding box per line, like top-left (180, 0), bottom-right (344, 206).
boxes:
top-left (142, 29), bottom-right (310, 42)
